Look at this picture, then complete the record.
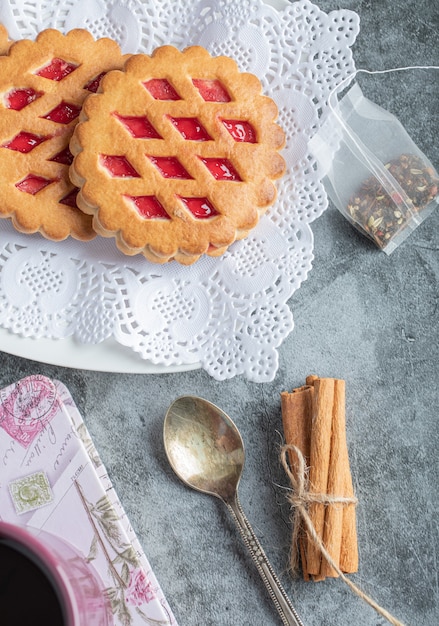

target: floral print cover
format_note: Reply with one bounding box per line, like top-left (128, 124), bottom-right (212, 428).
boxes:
top-left (0, 375), bottom-right (176, 625)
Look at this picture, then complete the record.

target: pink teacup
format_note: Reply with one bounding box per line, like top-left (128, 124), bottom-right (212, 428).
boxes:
top-left (0, 521), bottom-right (113, 625)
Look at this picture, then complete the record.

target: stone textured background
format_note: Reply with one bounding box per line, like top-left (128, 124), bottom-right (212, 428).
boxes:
top-left (1, 1), bottom-right (438, 624)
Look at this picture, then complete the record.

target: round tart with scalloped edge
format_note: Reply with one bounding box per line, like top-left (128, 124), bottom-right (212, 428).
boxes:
top-left (0, 28), bottom-right (129, 240)
top-left (70, 45), bottom-right (286, 264)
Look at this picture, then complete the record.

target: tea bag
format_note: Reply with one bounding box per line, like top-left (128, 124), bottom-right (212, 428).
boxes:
top-left (310, 83), bottom-right (438, 253)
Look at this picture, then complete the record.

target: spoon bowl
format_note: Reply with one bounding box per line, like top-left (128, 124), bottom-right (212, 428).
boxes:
top-left (164, 395), bottom-right (304, 626)
top-left (164, 395), bottom-right (244, 501)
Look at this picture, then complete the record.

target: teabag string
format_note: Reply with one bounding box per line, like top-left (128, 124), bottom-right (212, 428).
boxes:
top-left (324, 64), bottom-right (439, 222)
top-left (327, 63), bottom-right (439, 106)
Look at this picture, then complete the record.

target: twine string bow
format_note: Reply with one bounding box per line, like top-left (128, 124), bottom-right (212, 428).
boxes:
top-left (280, 444), bottom-right (406, 626)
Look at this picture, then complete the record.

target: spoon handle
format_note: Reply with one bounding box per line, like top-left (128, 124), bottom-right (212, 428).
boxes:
top-left (226, 495), bottom-right (304, 626)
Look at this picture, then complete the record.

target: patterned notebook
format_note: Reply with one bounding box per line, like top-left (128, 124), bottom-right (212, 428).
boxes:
top-left (0, 375), bottom-right (177, 625)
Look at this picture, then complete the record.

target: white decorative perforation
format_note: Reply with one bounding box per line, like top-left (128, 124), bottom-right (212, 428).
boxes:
top-left (0, 0), bottom-right (359, 381)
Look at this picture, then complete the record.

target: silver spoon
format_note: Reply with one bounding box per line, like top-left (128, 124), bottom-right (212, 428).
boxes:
top-left (163, 395), bottom-right (304, 626)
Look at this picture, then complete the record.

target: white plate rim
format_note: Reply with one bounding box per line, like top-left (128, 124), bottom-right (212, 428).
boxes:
top-left (0, 328), bottom-right (201, 373)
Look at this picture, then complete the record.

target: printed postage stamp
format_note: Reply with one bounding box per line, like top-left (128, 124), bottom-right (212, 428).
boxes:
top-left (0, 376), bottom-right (59, 448)
top-left (9, 470), bottom-right (54, 515)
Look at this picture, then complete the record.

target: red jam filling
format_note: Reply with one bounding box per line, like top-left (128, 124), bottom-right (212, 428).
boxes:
top-left (41, 101), bottom-right (81, 124)
top-left (192, 79), bottom-right (231, 102)
top-left (168, 117), bottom-right (211, 141)
top-left (148, 156), bottom-right (192, 179)
top-left (179, 197), bottom-right (218, 219)
top-left (124, 195), bottom-right (171, 220)
top-left (114, 114), bottom-right (162, 139)
top-left (15, 174), bottom-right (54, 195)
top-left (84, 72), bottom-right (106, 93)
top-left (59, 189), bottom-right (79, 208)
top-left (199, 158), bottom-right (242, 181)
top-left (222, 119), bottom-right (257, 143)
top-left (143, 79), bottom-right (181, 101)
top-left (5, 88), bottom-right (43, 111)
top-left (100, 155), bottom-right (140, 178)
top-left (2, 132), bottom-right (49, 153)
top-left (49, 146), bottom-right (74, 165)
top-left (35, 58), bottom-right (78, 81)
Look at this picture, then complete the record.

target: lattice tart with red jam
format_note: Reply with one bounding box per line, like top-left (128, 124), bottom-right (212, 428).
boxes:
top-left (0, 28), bottom-right (128, 240)
top-left (70, 45), bottom-right (286, 264)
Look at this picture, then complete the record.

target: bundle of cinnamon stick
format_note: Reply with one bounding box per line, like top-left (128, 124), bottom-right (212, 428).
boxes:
top-left (281, 375), bottom-right (358, 582)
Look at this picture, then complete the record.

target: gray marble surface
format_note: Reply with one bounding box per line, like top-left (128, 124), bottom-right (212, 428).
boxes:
top-left (1, 1), bottom-right (438, 625)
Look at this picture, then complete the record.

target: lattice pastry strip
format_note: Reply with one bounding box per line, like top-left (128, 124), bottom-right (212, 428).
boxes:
top-left (70, 45), bottom-right (286, 264)
top-left (0, 28), bottom-right (129, 240)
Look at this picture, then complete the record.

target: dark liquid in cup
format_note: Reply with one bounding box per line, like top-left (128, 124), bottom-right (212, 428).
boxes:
top-left (0, 539), bottom-right (65, 625)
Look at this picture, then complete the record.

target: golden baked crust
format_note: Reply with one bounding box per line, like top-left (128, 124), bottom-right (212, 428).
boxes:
top-left (0, 24), bottom-right (12, 55)
top-left (70, 45), bottom-right (286, 263)
top-left (0, 28), bottom-right (128, 240)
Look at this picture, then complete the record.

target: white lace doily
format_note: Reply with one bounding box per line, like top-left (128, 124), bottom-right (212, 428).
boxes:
top-left (0, 0), bottom-right (359, 381)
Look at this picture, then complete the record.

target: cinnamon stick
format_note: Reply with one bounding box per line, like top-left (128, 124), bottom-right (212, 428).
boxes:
top-left (319, 378), bottom-right (346, 578)
top-left (281, 384), bottom-right (313, 579)
top-left (281, 385), bottom-right (312, 474)
top-left (340, 461), bottom-right (359, 573)
top-left (305, 377), bottom-right (334, 576)
top-left (281, 375), bottom-right (358, 582)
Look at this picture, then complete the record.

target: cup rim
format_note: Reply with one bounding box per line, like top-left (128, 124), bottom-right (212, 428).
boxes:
top-left (0, 521), bottom-right (80, 626)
